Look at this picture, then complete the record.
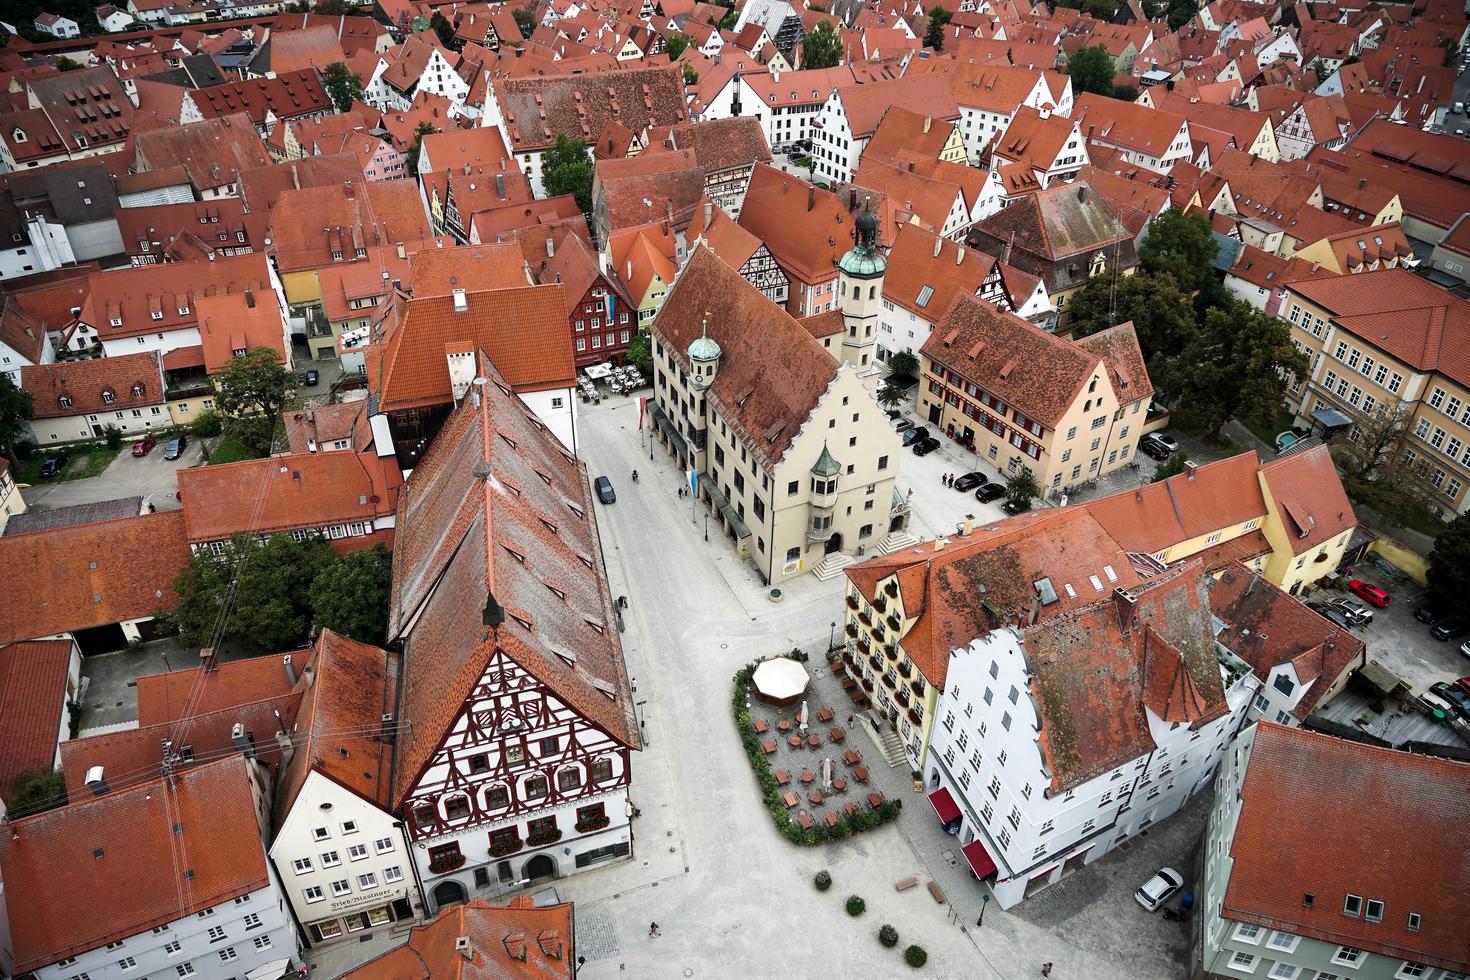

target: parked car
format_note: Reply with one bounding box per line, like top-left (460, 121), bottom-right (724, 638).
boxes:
top-left (1461, 641), bottom-right (1470, 660)
top-left (1427, 682), bottom-right (1470, 722)
top-left (901, 426), bottom-right (929, 446)
top-left (974, 482), bottom-right (1006, 503)
top-left (1455, 676), bottom-right (1470, 696)
top-left (593, 476), bottom-right (616, 504)
top-left (1330, 598), bottom-right (1373, 627)
top-left (953, 471), bottom-right (986, 492)
top-left (38, 452), bottom-right (69, 478)
top-left (912, 437), bottom-right (942, 456)
top-left (304, 369), bottom-right (320, 387)
top-left (890, 417), bottom-right (915, 433)
top-left (1431, 617), bottom-right (1469, 641)
top-left (1139, 433), bottom-right (1173, 460)
top-left (131, 435), bottom-right (156, 457)
top-left (1415, 605), bottom-right (1443, 624)
top-left (1316, 606), bottom-right (1358, 631)
top-left (1347, 579), bottom-right (1390, 607)
top-left (162, 435), bottom-right (188, 461)
top-left (1135, 868), bottom-right (1184, 912)
top-left (1152, 433), bottom-right (1180, 453)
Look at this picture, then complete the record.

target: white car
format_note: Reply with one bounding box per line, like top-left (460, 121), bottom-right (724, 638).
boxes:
top-left (1459, 639), bottom-right (1470, 659)
top-left (1135, 867), bottom-right (1184, 912)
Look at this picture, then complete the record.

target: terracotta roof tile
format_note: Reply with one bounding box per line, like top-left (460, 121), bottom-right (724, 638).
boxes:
top-left (1084, 451), bottom-right (1268, 554)
top-left (881, 222), bottom-right (993, 321)
top-left (191, 69), bottom-right (330, 127)
top-left (1258, 444), bottom-right (1357, 555)
top-left (1073, 320), bottom-right (1153, 407)
top-left (196, 291), bottom-right (286, 374)
top-left (77, 252), bottom-right (274, 342)
top-left (662, 115), bottom-right (772, 174)
top-left (345, 897), bottom-right (574, 979)
top-left (0, 756), bottom-right (270, 973)
top-left (0, 639), bottom-right (74, 793)
top-left (410, 243), bottom-right (530, 294)
top-left (738, 164), bottom-right (854, 288)
top-left (270, 180), bottom-right (435, 275)
top-left (496, 65), bottom-right (688, 153)
top-left (1223, 723), bottom-right (1470, 970)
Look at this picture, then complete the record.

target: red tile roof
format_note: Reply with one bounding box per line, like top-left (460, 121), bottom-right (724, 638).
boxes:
top-left (1258, 444), bottom-right (1357, 555)
top-left (20, 350), bottom-right (165, 420)
top-left (1083, 451), bottom-right (1268, 555)
top-left (269, 180), bottom-right (435, 275)
top-left (1224, 723), bottom-right (1470, 971)
top-left (133, 113), bottom-right (273, 194)
top-left (196, 291), bottom-right (287, 373)
top-left (0, 756), bottom-right (270, 973)
top-left (77, 252), bottom-right (274, 342)
top-left (495, 64), bottom-right (689, 153)
top-left (177, 450), bottom-right (400, 544)
top-left (136, 651), bottom-right (298, 728)
top-left (0, 639), bottom-right (74, 793)
top-left (881, 222), bottom-right (993, 321)
top-left (190, 68), bottom-right (330, 127)
top-left (345, 897), bottom-right (574, 979)
top-left (409, 243), bottom-right (530, 294)
top-left (738, 163), bottom-right (855, 288)
top-left (386, 354), bottom-right (638, 808)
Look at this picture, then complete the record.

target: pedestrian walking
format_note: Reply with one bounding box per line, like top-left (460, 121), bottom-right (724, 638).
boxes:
top-left (1041, 963), bottom-right (1053, 976)
top-left (846, 714), bottom-right (854, 728)
top-left (632, 469), bottom-right (639, 483)
top-left (649, 922), bottom-right (660, 937)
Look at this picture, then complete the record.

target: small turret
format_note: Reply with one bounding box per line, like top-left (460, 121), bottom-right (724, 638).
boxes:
top-left (688, 311), bottom-right (721, 390)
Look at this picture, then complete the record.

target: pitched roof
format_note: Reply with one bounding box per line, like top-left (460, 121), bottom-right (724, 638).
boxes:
top-left (273, 630), bottom-right (399, 825)
top-left (386, 354), bottom-right (638, 807)
top-left (77, 252), bottom-right (274, 342)
top-left (738, 163), bottom-right (855, 284)
top-left (1258, 444), bottom-right (1357, 555)
top-left (969, 181), bottom-right (1135, 292)
top-left (661, 115), bottom-right (771, 173)
top-left (190, 68), bottom-right (331, 126)
top-left (283, 399), bottom-right (370, 455)
top-left (832, 70), bottom-right (959, 139)
top-left (881, 222), bottom-right (992, 321)
top-left (269, 180), bottom-right (435, 275)
top-left (2, 497), bottom-right (141, 537)
top-left (1073, 320), bottom-right (1153, 407)
top-left (651, 246), bottom-right (839, 469)
top-left (921, 295), bottom-right (1105, 427)
top-left (695, 205), bottom-right (764, 271)
top-left (27, 67), bottom-right (134, 153)
top-left (136, 651), bottom-right (298, 728)
top-left (495, 65), bottom-right (689, 153)
top-left (344, 897), bottom-right (574, 979)
top-left (410, 243), bottom-right (530, 294)
top-left (0, 756), bottom-right (270, 974)
top-left (196, 291), bottom-right (286, 373)
top-left (606, 220), bottom-right (677, 302)
top-left (133, 113), bottom-right (272, 193)
top-left (176, 450), bottom-right (399, 544)
top-left (1223, 723), bottom-right (1470, 971)
top-left (264, 25), bottom-right (347, 75)
top-left (1209, 562), bottom-right (1364, 718)
top-left (1074, 92), bottom-right (1189, 158)
top-left (0, 294), bottom-right (48, 364)
top-left (992, 105), bottom-right (1078, 174)
top-left (371, 280), bottom-right (571, 413)
top-left (1084, 451), bottom-right (1268, 554)
top-left (20, 350), bottom-right (164, 420)
top-left (0, 639), bottom-right (74, 793)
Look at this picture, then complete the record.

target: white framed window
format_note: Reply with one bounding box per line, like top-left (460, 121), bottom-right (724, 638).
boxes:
top-left (218, 948), bottom-right (238, 963)
top-left (1228, 950), bottom-right (1257, 973)
top-left (1343, 894), bottom-right (1362, 917)
top-left (1365, 898), bottom-right (1384, 922)
top-left (1332, 946), bottom-right (1364, 966)
top-left (357, 872), bottom-right (378, 889)
top-left (1395, 964), bottom-right (1428, 979)
top-left (384, 865), bottom-right (404, 882)
top-left (163, 941), bottom-right (182, 955)
top-left (312, 826), bottom-right (330, 841)
top-left (1266, 964), bottom-right (1297, 979)
top-left (331, 879), bottom-right (351, 897)
top-left (374, 836), bottom-right (394, 854)
top-left (253, 936), bottom-right (273, 951)
top-left (303, 886), bottom-right (324, 903)
top-left (292, 857), bottom-right (313, 874)
top-left (175, 965), bottom-right (196, 978)
top-left (243, 913), bottom-right (262, 930)
top-left (1266, 932), bottom-right (1298, 953)
top-left (341, 820), bottom-right (359, 834)
top-left (1234, 923), bottom-right (1264, 944)
top-left (348, 843), bottom-right (369, 861)
top-left (206, 925), bottom-right (226, 942)
top-left (118, 957), bottom-right (137, 971)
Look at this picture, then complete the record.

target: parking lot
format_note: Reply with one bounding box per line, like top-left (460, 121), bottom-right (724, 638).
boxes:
top-left (19, 435), bottom-right (204, 513)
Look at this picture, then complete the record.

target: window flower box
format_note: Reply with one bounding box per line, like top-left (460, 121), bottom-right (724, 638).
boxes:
top-left (427, 851), bottom-right (465, 874)
top-left (526, 828), bottom-right (562, 848)
top-left (884, 581), bottom-right (898, 598)
top-left (489, 835), bottom-right (524, 858)
top-left (575, 815), bottom-right (611, 834)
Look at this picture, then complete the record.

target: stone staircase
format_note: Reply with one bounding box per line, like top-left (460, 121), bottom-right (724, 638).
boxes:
top-left (811, 552), bottom-right (856, 581)
top-left (878, 726), bottom-right (908, 768)
top-left (875, 529), bottom-right (920, 555)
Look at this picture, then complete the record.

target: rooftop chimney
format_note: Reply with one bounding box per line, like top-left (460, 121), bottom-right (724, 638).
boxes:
top-left (933, 236), bottom-right (942, 258)
top-left (956, 247), bottom-right (964, 266)
top-left (1184, 460), bottom-right (1198, 480)
top-left (231, 722), bottom-right (255, 758)
top-left (960, 513), bottom-right (975, 536)
top-left (934, 536), bottom-right (947, 552)
top-left (283, 653), bottom-right (297, 686)
top-left (199, 647), bottom-right (216, 672)
top-left (808, 186), bottom-right (815, 212)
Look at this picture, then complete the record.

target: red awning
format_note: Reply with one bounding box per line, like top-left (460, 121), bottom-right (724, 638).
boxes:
top-left (962, 839), bottom-right (998, 879)
top-left (928, 787), bottom-right (961, 825)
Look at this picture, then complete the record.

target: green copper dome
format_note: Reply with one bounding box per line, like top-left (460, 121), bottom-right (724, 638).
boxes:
top-left (688, 334), bottom-right (721, 361)
top-left (811, 443), bottom-right (841, 477)
top-left (838, 245), bottom-right (887, 278)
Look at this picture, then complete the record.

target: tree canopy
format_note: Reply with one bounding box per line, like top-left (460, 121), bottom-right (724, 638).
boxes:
top-left (1428, 514), bottom-right (1470, 610)
top-left (0, 373), bottom-right (35, 467)
top-left (309, 544), bottom-right (394, 646)
top-left (5, 768), bottom-right (66, 819)
top-left (404, 120), bottom-right (436, 171)
top-left (1066, 271), bottom-right (1198, 371)
top-left (1005, 468), bottom-right (1041, 513)
top-left (1151, 452), bottom-right (1191, 483)
top-left (1066, 45), bottom-right (1117, 97)
top-left (322, 62), bottom-right (364, 113)
top-left (924, 6), bottom-right (952, 50)
top-left (512, 6), bottom-right (535, 37)
top-left (665, 33), bottom-right (690, 59)
top-left (213, 347), bottom-right (291, 455)
top-left (802, 19), bottom-right (842, 69)
top-left (1139, 209), bottom-right (1219, 294)
top-left (887, 351), bottom-right (920, 380)
top-left (542, 135), bottom-right (595, 213)
top-left (430, 11), bottom-right (456, 47)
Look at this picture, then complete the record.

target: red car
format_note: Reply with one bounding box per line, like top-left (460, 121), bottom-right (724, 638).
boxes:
top-left (1348, 579), bottom-right (1390, 607)
top-left (131, 435), bottom-right (156, 457)
top-left (1457, 677), bottom-right (1470, 697)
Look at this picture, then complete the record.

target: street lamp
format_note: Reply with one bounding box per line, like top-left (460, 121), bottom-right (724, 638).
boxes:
top-left (976, 893), bottom-right (991, 928)
top-left (828, 620), bottom-right (836, 652)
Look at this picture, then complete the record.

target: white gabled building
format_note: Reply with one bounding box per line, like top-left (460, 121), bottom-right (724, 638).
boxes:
top-left (387, 353), bottom-right (640, 914)
top-left (926, 558), bottom-right (1251, 909)
top-left (268, 631), bottom-right (421, 947)
top-left (0, 756), bottom-right (302, 980)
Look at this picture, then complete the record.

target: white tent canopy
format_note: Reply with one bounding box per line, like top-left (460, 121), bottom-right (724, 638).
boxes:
top-left (752, 657), bottom-right (810, 703)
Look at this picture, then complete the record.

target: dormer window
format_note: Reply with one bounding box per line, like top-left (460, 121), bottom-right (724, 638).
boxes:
top-left (110, 316), bottom-right (122, 327)
top-left (59, 394), bottom-right (72, 409)
top-left (131, 382), bottom-right (144, 397)
top-left (11, 128), bottom-right (25, 143)
top-left (331, 249), bottom-right (343, 261)
top-left (150, 310), bottom-right (163, 321)
top-left (177, 305), bottom-right (189, 316)
top-left (101, 387), bottom-right (115, 404)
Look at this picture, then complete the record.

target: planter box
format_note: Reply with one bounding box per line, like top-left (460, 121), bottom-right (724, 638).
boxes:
top-left (427, 852), bottom-right (465, 874)
top-left (489, 837), bottom-right (524, 858)
top-left (575, 816), bottom-right (611, 833)
top-left (526, 830), bottom-right (563, 848)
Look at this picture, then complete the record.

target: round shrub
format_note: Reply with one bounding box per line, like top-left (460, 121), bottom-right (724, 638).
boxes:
top-left (191, 410), bottom-right (223, 438)
top-left (878, 924), bottom-right (899, 948)
top-left (814, 870), bottom-right (832, 891)
top-left (845, 895), bottom-right (865, 917)
top-left (904, 945), bottom-right (927, 968)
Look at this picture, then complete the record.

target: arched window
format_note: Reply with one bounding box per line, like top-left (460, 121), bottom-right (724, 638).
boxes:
top-left (481, 783), bottom-right (510, 810)
top-left (556, 765), bottom-right (583, 792)
top-left (131, 381), bottom-right (145, 397)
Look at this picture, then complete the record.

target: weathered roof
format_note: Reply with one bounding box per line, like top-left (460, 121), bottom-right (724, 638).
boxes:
top-left (0, 639), bottom-right (74, 794)
top-left (344, 897), bottom-right (574, 979)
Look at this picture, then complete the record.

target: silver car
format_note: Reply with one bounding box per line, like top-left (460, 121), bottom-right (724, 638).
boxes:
top-left (1135, 867), bottom-right (1183, 912)
top-left (1331, 598), bottom-right (1374, 626)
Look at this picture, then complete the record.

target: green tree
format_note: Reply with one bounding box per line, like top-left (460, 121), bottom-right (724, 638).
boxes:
top-left (430, 11), bottom-right (456, 47)
top-left (1113, 82), bottom-right (1139, 101)
top-left (512, 6), bottom-right (536, 37)
top-left (887, 351), bottom-right (920, 380)
top-left (801, 18), bottom-right (842, 69)
top-left (665, 33), bottom-right (690, 59)
top-left (169, 534), bottom-right (338, 654)
top-left (314, 0), bottom-right (347, 13)
top-left (682, 62), bottom-right (699, 85)
top-left (1159, 301), bottom-right (1308, 437)
top-left (56, 55), bottom-right (85, 71)
top-left (542, 135), bottom-right (594, 213)
top-left (1005, 468), bottom-right (1040, 513)
top-left (1066, 45), bottom-right (1117, 97)
top-left (1139, 209), bottom-right (1218, 294)
top-left (0, 373), bottom-right (35, 468)
top-left (625, 332), bottom-right (653, 373)
top-left (1066, 271), bottom-right (1199, 371)
top-left (1151, 451), bottom-right (1190, 483)
top-left (924, 5), bottom-right (952, 50)
top-left (310, 544), bottom-right (393, 645)
top-left (214, 347), bottom-right (291, 454)
top-left (6, 768), bottom-right (66, 818)
top-left (1081, 0), bottom-right (1120, 17)
top-left (877, 381), bottom-right (906, 411)
top-left (1428, 513), bottom-right (1470, 610)
top-left (322, 61), bottom-right (364, 113)
top-left (1166, 0), bottom-right (1199, 29)
top-left (405, 120), bottom-right (436, 171)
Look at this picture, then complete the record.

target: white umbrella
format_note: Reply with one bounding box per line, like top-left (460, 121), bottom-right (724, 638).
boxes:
top-left (751, 657), bottom-right (811, 704)
top-left (798, 699), bottom-right (809, 733)
top-left (822, 757), bottom-right (833, 791)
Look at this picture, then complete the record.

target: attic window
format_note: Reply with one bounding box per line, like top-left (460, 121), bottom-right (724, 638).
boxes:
top-left (576, 553), bottom-right (594, 569)
top-left (131, 382), bottom-right (144, 397)
top-left (177, 305), bottom-right (189, 316)
top-left (510, 612), bottom-right (534, 630)
top-left (534, 469), bottom-right (553, 486)
top-left (59, 394), bottom-right (73, 409)
top-left (545, 582), bottom-right (567, 601)
top-left (101, 387), bottom-right (115, 404)
top-left (502, 545), bottom-right (526, 564)
top-left (586, 619), bottom-right (606, 635)
top-left (150, 310), bottom-right (163, 321)
top-left (539, 517), bottom-right (559, 534)
top-left (567, 500), bottom-right (586, 519)
top-left (915, 285), bottom-right (934, 308)
top-left (498, 433), bottom-right (518, 450)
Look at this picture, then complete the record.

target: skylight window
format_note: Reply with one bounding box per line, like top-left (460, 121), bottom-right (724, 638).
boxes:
top-left (915, 285), bottom-right (934, 308)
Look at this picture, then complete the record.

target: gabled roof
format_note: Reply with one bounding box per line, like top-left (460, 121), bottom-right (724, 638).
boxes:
top-left (1085, 451), bottom-right (1268, 555)
top-left (650, 246), bottom-right (838, 470)
top-left (880, 221), bottom-right (992, 322)
top-left (27, 67), bottom-right (134, 153)
top-left (1074, 92), bottom-right (1189, 157)
top-left (1073, 320), bottom-right (1153, 407)
top-left (1223, 724), bottom-right (1470, 971)
top-left (77, 252), bottom-right (274, 342)
top-left (0, 639), bottom-right (74, 794)
top-left (269, 180), bottom-right (435, 275)
top-left (1209, 562), bottom-right (1363, 718)
top-left (695, 205), bottom-right (764, 271)
top-left (861, 104), bottom-right (959, 165)
top-left (344, 897), bottom-right (574, 979)
top-left (190, 68), bottom-right (330, 126)
top-left (495, 64), bottom-right (689, 153)
top-left (133, 113), bottom-right (272, 194)
top-left (659, 115), bottom-right (771, 173)
top-left (1258, 444), bottom-right (1356, 555)
top-left (386, 353), bottom-right (638, 808)
top-left (738, 163), bottom-right (854, 284)
top-left (971, 180), bottom-right (1133, 267)
top-left (831, 70), bottom-right (959, 138)
top-left (21, 350), bottom-right (165, 420)
top-left (0, 756), bottom-right (269, 974)
top-left (196, 291), bottom-right (286, 374)
top-left (0, 294), bottom-right (48, 364)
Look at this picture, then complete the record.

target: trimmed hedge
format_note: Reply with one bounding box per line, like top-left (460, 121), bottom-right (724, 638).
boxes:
top-left (732, 662), bottom-right (901, 846)
top-left (879, 924), bottom-right (899, 948)
top-left (904, 945), bottom-right (928, 968)
top-left (845, 895), bottom-right (866, 917)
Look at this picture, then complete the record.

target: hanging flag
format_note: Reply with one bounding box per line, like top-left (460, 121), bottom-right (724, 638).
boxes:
top-left (638, 395), bottom-right (646, 429)
top-left (687, 469), bottom-right (699, 497)
top-left (605, 290), bottom-right (616, 323)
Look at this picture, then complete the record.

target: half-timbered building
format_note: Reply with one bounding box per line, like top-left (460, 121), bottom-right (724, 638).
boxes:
top-left (694, 205), bottom-right (790, 307)
top-left (387, 353), bottom-right (639, 913)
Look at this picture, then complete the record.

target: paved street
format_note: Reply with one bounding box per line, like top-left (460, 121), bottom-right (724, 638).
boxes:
top-left (343, 390), bottom-right (1189, 980)
top-left (19, 438), bottom-right (203, 512)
